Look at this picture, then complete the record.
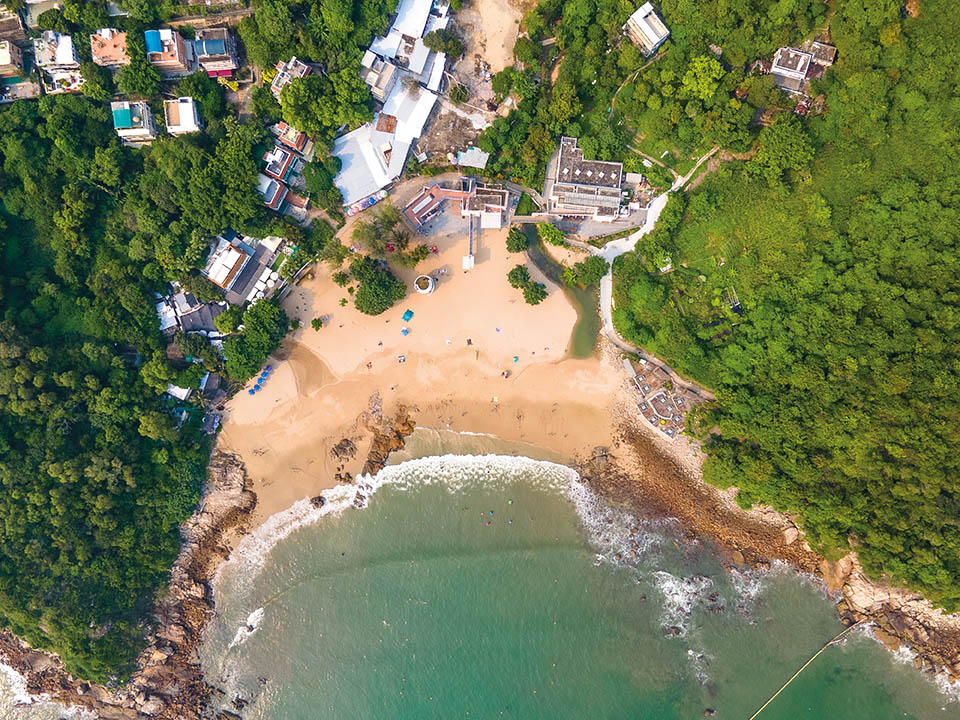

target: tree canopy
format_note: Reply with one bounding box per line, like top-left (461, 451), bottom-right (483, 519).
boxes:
top-left (0, 87), bottom-right (284, 679)
top-left (613, 0), bottom-right (960, 610)
top-left (349, 255), bottom-right (406, 315)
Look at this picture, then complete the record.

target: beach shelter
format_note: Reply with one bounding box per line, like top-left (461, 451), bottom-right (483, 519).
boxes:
top-left (402, 309), bottom-right (414, 322)
top-left (401, 327), bottom-right (410, 336)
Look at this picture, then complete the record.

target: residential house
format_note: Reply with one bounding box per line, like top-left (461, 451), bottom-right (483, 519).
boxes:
top-left (202, 231), bottom-right (284, 305)
top-left (90, 28), bottom-right (128, 67)
top-left (164, 96), bottom-right (202, 135)
top-left (0, 9), bottom-right (28, 47)
top-left (144, 28), bottom-right (195, 77)
top-left (257, 173), bottom-right (289, 211)
top-left (332, 84), bottom-right (438, 206)
top-left (155, 287), bottom-right (225, 336)
top-left (270, 56), bottom-right (310, 98)
top-left (402, 177), bottom-right (508, 230)
top-left (547, 136), bottom-right (624, 223)
top-left (194, 27), bottom-right (238, 76)
top-left (111, 100), bottom-right (157, 144)
top-left (24, 0), bottom-right (62, 29)
top-left (461, 180), bottom-right (510, 229)
top-left (0, 39), bottom-right (23, 77)
top-left (770, 46), bottom-right (811, 93)
top-left (34, 30), bottom-right (83, 94)
top-left (456, 146), bottom-right (490, 170)
top-left (33, 30), bottom-right (79, 70)
top-left (331, 0), bottom-right (448, 207)
top-left (262, 143), bottom-right (298, 183)
top-left (272, 121), bottom-right (309, 154)
top-left (810, 41), bottom-right (837, 67)
top-left (623, 2), bottom-right (670, 56)
top-left (202, 233), bottom-right (253, 292)
top-left (360, 50), bottom-right (398, 102)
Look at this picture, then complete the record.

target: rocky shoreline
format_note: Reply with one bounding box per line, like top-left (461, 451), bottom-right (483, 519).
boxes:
top-left (577, 424), bottom-right (960, 689)
top-left (1, 406), bottom-right (958, 717)
top-left (0, 451), bottom-right (257, 720)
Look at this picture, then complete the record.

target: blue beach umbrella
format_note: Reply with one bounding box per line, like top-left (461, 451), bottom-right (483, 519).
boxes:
top-left (248, 389), bottom-right (255, 395)
top-left (265, 365), bottom-right (272, 371)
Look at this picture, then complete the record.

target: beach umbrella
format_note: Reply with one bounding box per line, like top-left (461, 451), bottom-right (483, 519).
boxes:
top-left (401, 328), bottom-right (410, 336)
top-left (248, 389), bottom-right (255, 395)
top-left (265, 365), bottom-right (272, 371)
top-left (254, 385), bottom-right (261, 393)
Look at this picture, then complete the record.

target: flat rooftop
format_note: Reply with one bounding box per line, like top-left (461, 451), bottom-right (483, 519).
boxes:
top-left (772, 47), bottom-right (811, 76)
top-left (90, 28), bottom-right (127, 65)
top-left (555, 136), bottom-right (622, 189)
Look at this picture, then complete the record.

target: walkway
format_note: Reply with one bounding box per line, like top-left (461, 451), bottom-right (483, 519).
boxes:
top-left (590, 146), bottom-right (719, 397)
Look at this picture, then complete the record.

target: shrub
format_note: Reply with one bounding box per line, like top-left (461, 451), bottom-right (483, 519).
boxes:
top-left (350, 255), bottom-right (406, 315)
top-left (223, 299), bottom-right (289, 381)
top-left (537, 222), bottom-right (564, 246)
top-left (507, 264), bottom-right (531, 288)
top-left (450, 83), bottom-right (469, 104)
top-left (522, 282), bottom-right (547, 305)
top-left (563, 255), bottom-right (609, 287)
top-left (214, 305), bottom-right (244, 334)
top-left (506, 226), bottom-right (529, 253)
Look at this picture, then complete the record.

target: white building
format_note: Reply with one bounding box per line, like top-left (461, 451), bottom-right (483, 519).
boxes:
top-left (623, 3), bottom-right (670, 56)
top-left (163, 96), bottom-right (202, 135)
top-left (547, 136), bottom-right (624, 223)
top-left (33, 30), bottom-right (78, 69)
top-left (332, 85), bottom-right (438, 206)
top-left (770, 47), bottom-right (812, 93)
top-left (332, 0), bottom-right (448, 207)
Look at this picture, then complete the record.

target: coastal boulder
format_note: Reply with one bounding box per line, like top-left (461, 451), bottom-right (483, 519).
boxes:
top-left (783, 527), bottom-right (799, 545)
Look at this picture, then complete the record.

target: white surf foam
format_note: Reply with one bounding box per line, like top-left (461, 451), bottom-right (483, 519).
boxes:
top-left (0, 662), bottom-right (97, 719)
top-left (653, 570), bottom-right (714, 637)
top-left (869, 625), bottom-right (960, 704)
top-left (0, 663), bottom-right (35, 708)
top-left (218, 454), bottom-right (581, 586)
top-left (228, 606), bottom-right (265, 650)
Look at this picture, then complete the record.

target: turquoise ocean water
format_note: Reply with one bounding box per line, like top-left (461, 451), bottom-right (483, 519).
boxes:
top-left (195, 432), bottom-right (958, 720)
top-left (2, 433), bottom-right (956, 718)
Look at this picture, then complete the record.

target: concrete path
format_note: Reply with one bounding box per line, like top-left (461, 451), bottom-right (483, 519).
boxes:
top-left (587, 146), bottom-right (719, 397)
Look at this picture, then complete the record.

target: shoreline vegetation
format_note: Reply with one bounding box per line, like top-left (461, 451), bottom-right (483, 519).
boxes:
top-left (3, 339), bottom-right (960, 718)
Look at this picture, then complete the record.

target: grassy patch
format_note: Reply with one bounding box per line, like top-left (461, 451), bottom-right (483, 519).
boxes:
top-left (515, 192), bottom-right (538, 216)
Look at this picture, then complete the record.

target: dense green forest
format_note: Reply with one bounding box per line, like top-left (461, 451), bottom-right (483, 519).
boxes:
top-left (0, 87), bottom-right (299, 679)
top-left (613, 1), bottom-right (960, 609)
top-left (478, 0), bottom-right (824, 186)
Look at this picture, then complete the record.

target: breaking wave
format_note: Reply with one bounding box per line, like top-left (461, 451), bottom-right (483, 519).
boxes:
top-left (217, 454), bottom-right (581, 586)
top-left (228, 607), bottom-right (265, 650)
top-left (0, 663), bottom-right (97, 720)
top-left (653, 570), bottom-right (714, 638)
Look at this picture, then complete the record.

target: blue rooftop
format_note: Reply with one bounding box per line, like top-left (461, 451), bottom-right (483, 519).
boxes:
top-left (195, 38), bottom-right (226, 56)
top-left (144, 30), bottom-right (161, 54)
top-left (112, 107), bottom-right (133, 129)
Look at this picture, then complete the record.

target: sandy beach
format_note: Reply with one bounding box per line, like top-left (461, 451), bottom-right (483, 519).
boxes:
top-left (219, 225), bottom-right (633, 523)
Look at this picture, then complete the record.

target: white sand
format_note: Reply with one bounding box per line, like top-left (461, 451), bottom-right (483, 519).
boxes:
top-left (219, 226), bottom-right (624, 522)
